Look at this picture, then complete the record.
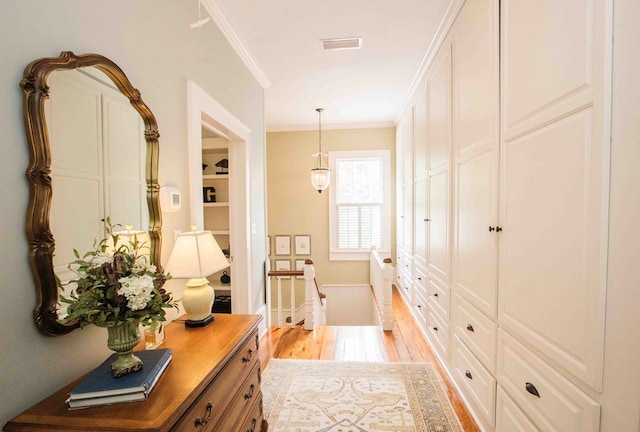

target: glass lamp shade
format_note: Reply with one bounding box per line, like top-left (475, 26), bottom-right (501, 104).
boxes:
top-left (311, 167), bottom-right (331, 193)
top-left (165, 229), bottom-right (230, 325)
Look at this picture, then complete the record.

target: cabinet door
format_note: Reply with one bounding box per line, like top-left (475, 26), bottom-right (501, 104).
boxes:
top-left (401, 111), bottom-right (414, 250)
top-left (452, 0), bottom-right (500, 318)
top-left (414, 178), bottom-right (427, 267)
top-left (426, 43), bottom-right (452, 282)
top-left (499, 0), bottom-right (610, 391)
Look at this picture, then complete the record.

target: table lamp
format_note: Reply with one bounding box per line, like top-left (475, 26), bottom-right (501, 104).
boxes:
top-left (110, 224), bottom-right (151, 257)
top-left (166, 226), bottom-right (230, 327)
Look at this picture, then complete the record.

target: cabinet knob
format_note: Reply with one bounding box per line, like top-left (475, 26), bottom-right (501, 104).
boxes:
top-left (194, 402), bottom-right (213, 427)
top-left (489, 226), bottom-right (495, 232)
top-left (432, 326), bottom-right (438, 332)
top-left (433, 292), bottom-right (439, 297)
top-left (247, 418), bottom-right (258, 432)
top-left (424, 218), bottom-right (430, 222)
top-left (245, 384), bottom-right (255, 400)
top-left (466, 324), bottom-right (474, 332)
top-left (525, 382), bottom-right (540, 398)
top-left (465, 370), bottom-right (473, 380)
top-left (496, 226), bottom-right (503, 232)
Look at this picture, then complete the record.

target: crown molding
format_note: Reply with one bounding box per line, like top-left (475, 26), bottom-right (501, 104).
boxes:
top-left (201, 0), bottom-right (272, 89)
top-left (267, 121), bottom-right (396, 133)
top-left (396, 0), bottom-right (466, 125)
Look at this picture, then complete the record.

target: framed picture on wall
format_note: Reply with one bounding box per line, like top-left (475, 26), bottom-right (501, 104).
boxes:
top-left (274, 235), bottom-right (291, 255)
top-left (275, 259), bottom-right (291, 279)
top-left (294, 235), bottom-right (311, 255)
top-left (295, 259), bottom-right (305, 279)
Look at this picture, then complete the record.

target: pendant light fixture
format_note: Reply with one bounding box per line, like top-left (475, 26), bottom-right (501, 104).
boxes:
top-left (310, 108), bottom-right (331, 193)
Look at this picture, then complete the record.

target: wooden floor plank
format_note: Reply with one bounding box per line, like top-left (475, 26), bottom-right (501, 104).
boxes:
top-left (260, 286), bottom-right (480, 431)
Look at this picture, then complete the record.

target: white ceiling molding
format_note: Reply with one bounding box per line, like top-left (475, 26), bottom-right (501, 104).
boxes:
top-left (396, 0), bottom-right (466, 125)
top-left (201, 0), bottom-right (272, 89)
top-left (267, 121), bottom-right (396, 133)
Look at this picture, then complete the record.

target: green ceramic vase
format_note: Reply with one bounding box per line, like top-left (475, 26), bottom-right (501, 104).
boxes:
top-left (106, 320), bottom-right (143, 377)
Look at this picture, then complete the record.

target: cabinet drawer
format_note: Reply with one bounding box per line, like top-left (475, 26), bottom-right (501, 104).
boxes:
top-left (413, 264), bottom-right (428, 298)
top-left (428, 274), bottom-right (450, 320)
top-left (413, 289), bottom-right (428, 329)
top-left (173, 330), bottom-right (259, 431)
top-left (497, 330), bottom-right (600, 432)
top-left (453, 336), bottom-right (496, 428)
top-left (454, 294), bottom-right (497, 373)
top-left (496, 386), bottom-right (540, 432)
top-left (216, 362), bottom-right (263, 431)
top-left (426, 305), bottom-right (449, 357)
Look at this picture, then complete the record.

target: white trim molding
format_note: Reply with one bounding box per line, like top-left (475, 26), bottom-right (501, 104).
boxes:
top-left (201, 0), bottom-right (272, 89)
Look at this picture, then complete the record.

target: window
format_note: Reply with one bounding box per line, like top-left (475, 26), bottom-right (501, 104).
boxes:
top-left (329, 150), bottom-right (391, 260)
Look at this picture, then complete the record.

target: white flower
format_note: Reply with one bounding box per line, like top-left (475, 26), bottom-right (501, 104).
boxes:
top-left (118, 274), bottom-right (155, 311)
top-left (90, 252), bottom-right (113, 268)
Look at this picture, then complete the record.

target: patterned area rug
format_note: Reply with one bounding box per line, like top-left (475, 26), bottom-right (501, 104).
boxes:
top-left (262, 359), bottom-right (464, 432)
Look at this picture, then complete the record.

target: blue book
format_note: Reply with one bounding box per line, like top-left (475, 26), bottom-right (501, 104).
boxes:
top-left (68, 348), bottom-right (172, 401)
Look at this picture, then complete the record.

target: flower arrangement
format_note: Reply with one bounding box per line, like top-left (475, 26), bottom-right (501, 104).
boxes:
top-left (58, 220), bottom-right (178, 329)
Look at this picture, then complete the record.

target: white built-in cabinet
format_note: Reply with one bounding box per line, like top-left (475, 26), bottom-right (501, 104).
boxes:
top-left (395, 0), bottom-right (610, 430)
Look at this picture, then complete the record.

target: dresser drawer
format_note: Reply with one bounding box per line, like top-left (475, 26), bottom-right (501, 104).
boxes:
top-left (454, 294), bottom-right (497, 374)
top-left (497, 330), bottom-right (600, 432)
top-left (239, 394), bottom-right (266, 432)
top-left (426, 304), bottom-right (449, 357)
top-left (452, 336), bottom-right (496, 428)
top-left (216, 362), bottom-right (263, 431)
top-left (496, 386), bottom-right (540, 432)
top-left (172, 330), bottom-right (259, 431)
top-left (428, 274), bottom-right (450, 320)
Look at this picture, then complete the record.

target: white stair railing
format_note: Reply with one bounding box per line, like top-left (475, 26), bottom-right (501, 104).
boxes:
top-left (370, 246), bottom-right (393, 331)
top-left (267, 259), bottom-right (326, 329)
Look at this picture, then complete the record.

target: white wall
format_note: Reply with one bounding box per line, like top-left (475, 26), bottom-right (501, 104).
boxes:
top-left (0, 0), bottom-right (266, 426)
top-left (322, 285), bottom-right (378, 326)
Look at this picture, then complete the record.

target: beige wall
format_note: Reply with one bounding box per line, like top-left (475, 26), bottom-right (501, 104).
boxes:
top-left (0, 0), bottom-right (265, 425)
top-left (266, 127), bottom-right (396, 307)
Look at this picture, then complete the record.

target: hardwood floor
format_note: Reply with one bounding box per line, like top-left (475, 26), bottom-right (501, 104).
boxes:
top-left (259, 286), bottom-right (480, 431)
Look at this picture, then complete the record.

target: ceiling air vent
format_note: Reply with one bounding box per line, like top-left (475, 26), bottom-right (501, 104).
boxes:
top-left (320, 37), bottom-right (363, 51)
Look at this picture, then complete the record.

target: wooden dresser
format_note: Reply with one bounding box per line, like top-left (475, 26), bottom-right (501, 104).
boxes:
top-left (3, 314), bottom-right (268, 432)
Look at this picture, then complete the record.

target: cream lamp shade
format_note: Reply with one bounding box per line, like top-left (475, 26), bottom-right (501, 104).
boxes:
top-left (165, 226), bottom-right (229, 327)
top-left (108, 224), bottom-right (151, 258)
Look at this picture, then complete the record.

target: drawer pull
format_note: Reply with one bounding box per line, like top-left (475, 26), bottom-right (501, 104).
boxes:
top-left (432, 326), bottom-right (438, 332)
top-left (417, 277), bottom-right (422, 280)
top-left (417, 304), bottom-right (421, 309)
top-left (525, 382), bottom-right (540, 398)
top-left (247, 418), bottom-right (257, 432)
top-left (194, 401), bottom-right (213, 427)
top-left (489, 226), bottom-right (495, 232)
top-left (245, 384), bottom-right (255, 400)
top-left (433, 292), bottom-right (439, 297)
top-left (242, 349), bottom-right (254, 363)
top-left (466, 324), bottom-right (474, 332)
top-left (465, 370), bottom-right (473, 380)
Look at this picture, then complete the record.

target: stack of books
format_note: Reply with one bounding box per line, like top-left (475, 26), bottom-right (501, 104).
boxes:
top-left (66, 348), bottom-right (172, 409)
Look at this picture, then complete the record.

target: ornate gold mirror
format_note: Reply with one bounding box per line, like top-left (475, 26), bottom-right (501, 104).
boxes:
top-left (21, 52), bottom-right (162, 336)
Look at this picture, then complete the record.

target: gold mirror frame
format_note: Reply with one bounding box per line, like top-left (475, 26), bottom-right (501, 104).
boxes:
top-left (21, 52), bottom-right (162, 336)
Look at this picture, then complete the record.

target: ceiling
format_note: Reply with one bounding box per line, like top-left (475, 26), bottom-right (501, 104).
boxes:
top-left (206, 0), bottom-right (451, 131)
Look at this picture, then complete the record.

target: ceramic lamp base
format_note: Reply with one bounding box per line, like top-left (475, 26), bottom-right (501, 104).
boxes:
top-left (182, 278), bottom-right (215, 327)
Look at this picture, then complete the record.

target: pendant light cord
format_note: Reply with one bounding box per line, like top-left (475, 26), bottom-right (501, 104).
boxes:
top-left (316, 107), bottom-right (324, 168)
